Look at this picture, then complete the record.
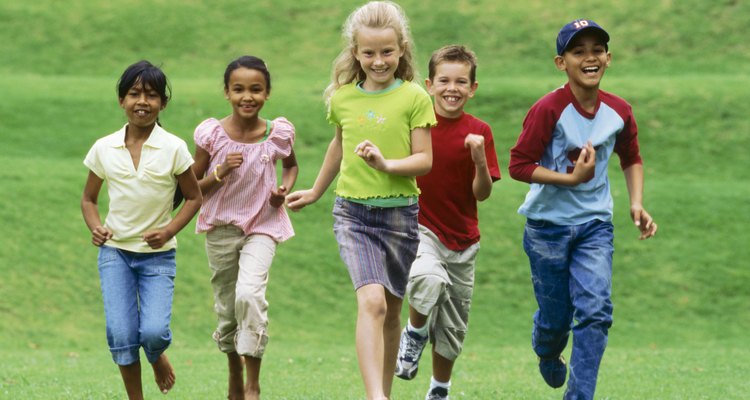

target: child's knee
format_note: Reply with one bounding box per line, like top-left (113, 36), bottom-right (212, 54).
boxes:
top-left (235, 284), bottom-right (268, 312)
top-left (407, 273), bottom-right (447, 313)
top-left (140, 325), bottom-right (171, 351)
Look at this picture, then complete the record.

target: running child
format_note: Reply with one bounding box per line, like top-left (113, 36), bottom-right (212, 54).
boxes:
top-left (286, 2), bottom-right (435, 399)
top-left (394, 45), bottom-right (501, 400)
top-left (192, 55), bottom-right (298, 400)
top-left (81, 60), bottom-right (202, 399)
top-left (508, 19), bottom-right (658, 400)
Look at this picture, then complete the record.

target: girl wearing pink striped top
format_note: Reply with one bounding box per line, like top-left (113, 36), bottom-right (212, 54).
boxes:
top-left (192, 55), bottom-right (298, 400)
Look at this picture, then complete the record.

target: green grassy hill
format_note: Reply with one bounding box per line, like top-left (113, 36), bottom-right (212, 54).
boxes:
top-left (1, 1), bottom-right (749, 398)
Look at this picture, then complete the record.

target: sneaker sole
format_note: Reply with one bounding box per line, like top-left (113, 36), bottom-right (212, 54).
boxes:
top-left (394, 364), bottom-right (418, 380)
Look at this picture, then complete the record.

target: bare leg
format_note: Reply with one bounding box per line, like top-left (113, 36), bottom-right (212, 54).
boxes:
top-left (432, 349), bottom-right (455, 384)
top-left (408, 305), bottom-right (428, 329)
top-left (382, 291), bottom-right (404, 397)
top-left (119, 361), bottom-right (144, 400)
top-left (226, 352), bottom-right (244, 400)
top-left (243, 355), bottom-right (262, 400)
top-left (151, 353), bottom-right (175, 394)
top-left (355, 284), bottom-right (388, 400)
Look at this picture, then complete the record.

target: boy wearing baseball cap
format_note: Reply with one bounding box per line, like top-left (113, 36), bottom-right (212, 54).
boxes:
top-left (509, 19), bottom-right (658, 400)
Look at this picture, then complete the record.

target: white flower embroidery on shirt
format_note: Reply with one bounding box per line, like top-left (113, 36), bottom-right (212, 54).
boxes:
top-left (260, 154), bottom-right (270, 163)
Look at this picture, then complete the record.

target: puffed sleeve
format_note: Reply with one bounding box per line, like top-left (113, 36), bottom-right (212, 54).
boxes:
top-left (267, 117), bottom-right (295, 160)
top-left (194, 118), bottom-right (221, 153)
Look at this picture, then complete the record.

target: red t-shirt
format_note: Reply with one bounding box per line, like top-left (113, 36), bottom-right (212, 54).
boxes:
top-left (417, 112), bottom-right (501, 251)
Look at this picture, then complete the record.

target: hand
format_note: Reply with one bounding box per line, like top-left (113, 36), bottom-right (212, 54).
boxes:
top-left (571, 141), bottom-right (596, 184)
top-left (142, 229), bottom-right (174, 249)
top-left (269, 185), bottom-right (288, 208)
top-left (218, 152), bottom-right (244, 179)
top-left (631, 206), bottom-right (658, 240)
top-left (464, 133), bottom-right (487, 166)
top-left (91, 225), bottom-right (113, 247)
top-left (354, 140), bottom-right (387, 171)
top-left (286, 189), bottom-right (318, 211)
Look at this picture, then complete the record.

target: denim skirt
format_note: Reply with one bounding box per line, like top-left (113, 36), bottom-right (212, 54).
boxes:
top-left (332, 197), bottom-right (419, 298)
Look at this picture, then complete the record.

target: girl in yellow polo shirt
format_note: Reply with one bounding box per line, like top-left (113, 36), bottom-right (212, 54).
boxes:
top-left (81, 60), bottom-right (201, 398)
top-left (286, 2), bottom-right (435, 399)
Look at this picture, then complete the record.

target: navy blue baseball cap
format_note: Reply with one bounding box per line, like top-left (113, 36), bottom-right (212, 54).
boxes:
top-left (556, 19), bottom-right (609, 55)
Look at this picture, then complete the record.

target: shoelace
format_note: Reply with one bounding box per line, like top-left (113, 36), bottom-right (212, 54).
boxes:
top-left (401, 331), bottom-right (426, 361)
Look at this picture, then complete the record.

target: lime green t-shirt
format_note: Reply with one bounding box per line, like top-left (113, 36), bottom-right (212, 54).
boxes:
top-left (327, 80), bottom-right (436, 200)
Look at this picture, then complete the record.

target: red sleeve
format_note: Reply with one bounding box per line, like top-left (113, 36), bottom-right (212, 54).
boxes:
top-left (509, 99), bottom-right (557, 183)
top-left (481, 123), bottom-right (502, 181)
top-left (611, 102), bottom-right (643, 169)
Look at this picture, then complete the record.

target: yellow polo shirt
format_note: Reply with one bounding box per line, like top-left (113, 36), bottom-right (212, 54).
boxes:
top-left (84, 124), bottom-right (193, 252)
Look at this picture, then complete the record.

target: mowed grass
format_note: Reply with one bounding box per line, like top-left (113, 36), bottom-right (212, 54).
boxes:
top-left (1, 0), bottom-right (750, 399)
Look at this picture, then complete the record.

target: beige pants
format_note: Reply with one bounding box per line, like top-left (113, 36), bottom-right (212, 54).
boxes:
top-left (406, 225), bottom-right (479, 361)
top-left (206, 226), bottom-right (276, 358)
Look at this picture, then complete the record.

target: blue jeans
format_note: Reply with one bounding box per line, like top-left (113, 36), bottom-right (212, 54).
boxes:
top-left (523, 218), bottom-right (614, 400)
top-left (98, 245), bottom-right (176, 365)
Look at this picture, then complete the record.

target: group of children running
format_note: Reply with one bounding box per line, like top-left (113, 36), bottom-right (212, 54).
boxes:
top-left (80, 1), bottom-right (657, 400)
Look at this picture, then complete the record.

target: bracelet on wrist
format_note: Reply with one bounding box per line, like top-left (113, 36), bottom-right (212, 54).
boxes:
top-left (213, 164), bottom-right (222, 182)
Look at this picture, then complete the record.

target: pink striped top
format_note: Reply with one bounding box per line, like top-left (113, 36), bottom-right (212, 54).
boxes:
top-left (194, 117), bottom-right (295, 242)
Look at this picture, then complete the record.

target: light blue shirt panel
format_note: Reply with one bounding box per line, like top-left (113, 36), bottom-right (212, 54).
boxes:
top-left (519, 102), bottom-right (624, 225)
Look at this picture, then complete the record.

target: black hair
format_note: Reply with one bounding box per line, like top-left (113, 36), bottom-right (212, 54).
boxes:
top-left (223, 55), bottom-right (272, 93)
top-left (117, 60), bottom-right (171, 105)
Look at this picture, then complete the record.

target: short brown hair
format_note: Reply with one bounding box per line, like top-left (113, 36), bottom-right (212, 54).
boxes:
top-left (428, 45), bottom-right (478, 83)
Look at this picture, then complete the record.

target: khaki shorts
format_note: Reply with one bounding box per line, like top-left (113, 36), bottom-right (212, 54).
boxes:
top-left (206, 225), bottom-right (276, 358)
top-left (406, 225), bottom-right (479, 361)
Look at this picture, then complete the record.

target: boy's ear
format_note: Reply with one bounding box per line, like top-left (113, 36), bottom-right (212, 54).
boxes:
top-left (554, 55), bottom-right (566, 71)
top-left (424, 78), bottom-right (433, 92)
top-left (469, 81), bottom-right (479, 97)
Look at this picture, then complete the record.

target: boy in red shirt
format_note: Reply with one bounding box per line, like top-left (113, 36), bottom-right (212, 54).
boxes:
top-left (395, 45), bottom-right (501, 400)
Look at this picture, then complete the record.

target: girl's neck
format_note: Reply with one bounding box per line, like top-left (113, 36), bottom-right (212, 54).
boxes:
top-left (125, 123), bottom-right (155, 142)
top-left (222, 114), bottom-right (267, 143)
top-left (359, 77), bottom-right (401, 93)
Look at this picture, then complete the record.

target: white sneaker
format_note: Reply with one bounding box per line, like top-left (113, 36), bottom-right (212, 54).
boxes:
top-left (394, 326), bottom-right (428, 380)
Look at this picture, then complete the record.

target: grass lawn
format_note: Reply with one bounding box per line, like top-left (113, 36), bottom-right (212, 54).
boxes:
top-left (1, 0), bottom-right (749, 398)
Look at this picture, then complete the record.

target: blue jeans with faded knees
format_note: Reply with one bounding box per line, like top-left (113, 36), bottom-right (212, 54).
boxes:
top-left (98, 245), bottom-right (176, 366)
top-left (523, 218), bottom-right (614, 400)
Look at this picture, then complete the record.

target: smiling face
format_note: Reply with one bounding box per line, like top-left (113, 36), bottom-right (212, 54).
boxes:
top-left (224, 67), bottom-right (269, 120)
top-left (426, 61), bottom-right (478, 119)
top-left (353, 26), bottom-right (404, 91)
top-left (555, 32), bottom-right (611, 92)
top-left (119, 80), bottom-right (164, 130)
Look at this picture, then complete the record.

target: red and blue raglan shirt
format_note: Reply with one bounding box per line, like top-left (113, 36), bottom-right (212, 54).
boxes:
top-left (509, 83), bottom-right (642, 225)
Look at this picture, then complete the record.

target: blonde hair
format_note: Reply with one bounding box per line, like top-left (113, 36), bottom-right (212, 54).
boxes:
top-left (324, 1), bottom-right (418, 102)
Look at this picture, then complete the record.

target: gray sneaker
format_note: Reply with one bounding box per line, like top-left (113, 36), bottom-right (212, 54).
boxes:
top-left (425, 386), bottom-right (449, 400)
top-left (394, 327), bottom-right (428, 380)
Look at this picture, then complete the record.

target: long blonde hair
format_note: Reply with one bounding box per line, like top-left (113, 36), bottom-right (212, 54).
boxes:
top-left (324, 1), bottom-right (418, 102)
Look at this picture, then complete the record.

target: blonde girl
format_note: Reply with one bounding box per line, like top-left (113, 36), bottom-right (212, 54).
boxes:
top-left (287, 2), bottom-right (435, 399)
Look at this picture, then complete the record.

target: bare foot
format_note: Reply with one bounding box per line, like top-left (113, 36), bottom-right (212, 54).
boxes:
top-left (151, 353), bottom-right (175, 394)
